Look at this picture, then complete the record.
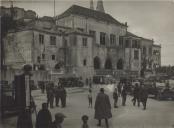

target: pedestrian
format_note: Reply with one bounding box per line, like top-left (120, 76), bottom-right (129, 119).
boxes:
top-left (55, 84), bottom-right (61, 107)
top-left (81, 115), bottom-right (89, 128)
top-left (132, 83), bottom-right (140, 107)
top-left (51, 113), bottom-right (66, 128)
top-left (88, 89), bottom-right (93, 108)
top-left (60, 86), bottom-right (67, 108)
top-left (94, 88), bottom-right (112, 128)
top-left (140, 84), bottom-right (148, 110)
top-left (113, 88), bottom-right (118, 108)
top-left (121, 84), bottom-right (127, 106)
top-left (36, 103), bottom-right (52, 128)
top-left (117, 82), bottom-right (122, 97)
top-left (47, 83), bottom-right (55, 108)
top-left (17, 109), bottom-right (33, 128)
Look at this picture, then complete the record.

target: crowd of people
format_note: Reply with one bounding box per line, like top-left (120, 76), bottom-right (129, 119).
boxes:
top-left (46, 83), bottom-right (67, 108)
top-left (16, 80), bottom-right (149, 128)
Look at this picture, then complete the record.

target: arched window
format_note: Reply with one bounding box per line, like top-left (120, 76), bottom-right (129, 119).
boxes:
top-left (94, 56), bottom-right (101, 69)
top-left (104, 58), bottom-right (112, 69)
top-left (117, 59), bottom-right (124, 70)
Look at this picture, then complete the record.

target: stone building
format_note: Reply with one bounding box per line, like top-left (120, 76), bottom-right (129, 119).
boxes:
top-left (3, 0), bottom-right (161, 83)
top-left (152, 44), bottom-right (161, 69)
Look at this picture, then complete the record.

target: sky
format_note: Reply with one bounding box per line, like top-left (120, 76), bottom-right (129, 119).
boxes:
top-left (1, 0), bottom-right (174, 66)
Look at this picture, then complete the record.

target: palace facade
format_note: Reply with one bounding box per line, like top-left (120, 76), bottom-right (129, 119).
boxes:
top-left (2, 0), bottom-right (161, 83)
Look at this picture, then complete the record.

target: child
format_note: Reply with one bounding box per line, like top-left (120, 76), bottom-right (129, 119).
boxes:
top-left (88, 89), bottom-right (92, 108)
top-left (81, 115), bottom-right (89, 128)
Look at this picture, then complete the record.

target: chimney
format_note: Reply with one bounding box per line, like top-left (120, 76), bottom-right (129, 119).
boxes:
top-left (90, 0), bottom-right (94, 10)
top-left (96, 0), bottom-right (105, 13)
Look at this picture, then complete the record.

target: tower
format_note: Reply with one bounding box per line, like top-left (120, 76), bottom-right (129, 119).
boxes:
top-left (90, 0), bottom-right (94, 10)
top-left (96, 0), bottom-right (105, 13)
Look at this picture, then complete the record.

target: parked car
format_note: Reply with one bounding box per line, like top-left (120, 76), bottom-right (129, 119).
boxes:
top-left (156, 86), bottom-right (174, 101)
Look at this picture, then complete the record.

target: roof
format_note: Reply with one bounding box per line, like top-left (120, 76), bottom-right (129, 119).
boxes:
top-left (57, 5), bottom-right (126, 27)
top-left (38, 16), bottom-right (55, 23)
top-left (125, 32), bottom-right (140, 38)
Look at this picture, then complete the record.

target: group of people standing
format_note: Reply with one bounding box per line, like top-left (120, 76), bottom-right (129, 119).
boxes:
top-left (46, 83), bottom-right (67, 108)
top-left (112, 82), bottom-right (148, 110)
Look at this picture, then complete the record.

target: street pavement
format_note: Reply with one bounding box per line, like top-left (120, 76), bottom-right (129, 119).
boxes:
top-left (1, 84), bottom-right (174, 128)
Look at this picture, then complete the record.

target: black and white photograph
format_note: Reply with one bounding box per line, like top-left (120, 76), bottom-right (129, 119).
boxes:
top-left (0, 0), bottom-right (174, 128)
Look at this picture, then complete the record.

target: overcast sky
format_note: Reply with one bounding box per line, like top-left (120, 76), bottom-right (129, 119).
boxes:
top-left (2, 0), bottom-right (174, 66)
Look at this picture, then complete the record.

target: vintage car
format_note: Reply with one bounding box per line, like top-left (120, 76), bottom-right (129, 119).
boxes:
top-left (156, 86), bottom-right (174, 100)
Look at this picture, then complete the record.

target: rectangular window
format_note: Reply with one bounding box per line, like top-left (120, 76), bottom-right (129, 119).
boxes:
top-left (149, 47), bottom-right (152, 55)
top-left (143, 47), bottom-right (146, 55)
top-left (134, 50), bottom-right (139, 60)
top-left (82, 37), bottom-right (87, 46)
top-left (125, 39), bottom-right (130, 48)
top-left (89, 30), bottom-right (96, 39)
top-left (50, 36), bottom-right (56, 45)
top-left (83, 59), bottom-right (87, 66)
top-left (110, 34), bottom-right (116, 45)
top-left (100, 32), bottom-right (106, 45)
top-left (39, 34), bottom-right (44, 44)
top-left (51, 55), bottom-right (55, 60)
top-left (119, 36), bottom-right (123, 48)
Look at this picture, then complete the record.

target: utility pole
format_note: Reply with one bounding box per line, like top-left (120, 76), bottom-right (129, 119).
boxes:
top-left (54, 0), bottom-right (55, 17)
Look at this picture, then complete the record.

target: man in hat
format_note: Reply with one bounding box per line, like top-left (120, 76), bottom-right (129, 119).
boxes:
top-left (94, 88), bottom-right (112, 128)
top-left (36, 103), bottom-right (52, 128)
top-left (51, 113), bottom-right (66, 128)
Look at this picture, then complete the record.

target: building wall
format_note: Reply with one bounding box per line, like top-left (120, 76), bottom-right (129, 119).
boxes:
top-left (32, 30), bottom-right (63, 70)
top-left (152, 45), bottom-right (161, 68)
top-left (68, 34), bottom-right (94, 80)
top-left (141, 39), bottom-right (154, 70)
top-left (57, 14), bottom-right (127, 72)
top-left (4, 30), bottom-right (33, 69)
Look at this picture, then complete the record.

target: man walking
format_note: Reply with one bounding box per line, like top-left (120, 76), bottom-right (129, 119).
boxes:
top-left (113, 88), bottom-right (118, 108)
top-left (140, 84), bottom-right (148, 110)
top-left (60, 86), bottom-right (67, 108)
top-left (94, 88), bottom-right (112, 128)
top-left (121, 84), bottom-right (127, 106)
top-left (36, 103), bottom-right (52, 128)
top-left (51, 113), bottom-right (66, 128)
top-left (55, 85), bottom-right (61, 107)
top-left (47, 83), bottom-right (55, 108)
top-left (132, 83), bottom-right (140, 107)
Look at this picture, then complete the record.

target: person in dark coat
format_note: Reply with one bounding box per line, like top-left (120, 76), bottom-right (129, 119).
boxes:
top-left (51, 113), bottom-right (66, 128)
top-left (17, 109), bottom-right (33, 128)
top-left (94, 88), bottom-right (112, 128)
top-left (36, 103), bottom-right (52, 128)
top-left (140, 84), bottom-right (148, 110)
top-left (132, 83), bottom-right (140, 107)
top-left (117, 82), bottom-right (122, 97)
top-left (47, 84), bottom-right (55, 108)
top-left (113, 88), bottom-right (118, 108)
top-left (55, 85), bottom-right (61, 107)
top-left (121, 84), bottom-right (127, 106)
top-left (60, 86), bottom-right (67, 108)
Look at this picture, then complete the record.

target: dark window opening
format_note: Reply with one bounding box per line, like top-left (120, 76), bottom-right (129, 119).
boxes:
top-left (39, 34), bottom-right (44, 44)
top-left (83, 59), bottom-right (87, 66)
top-left (100, 32), bottom-right (106, 45)
top-left (52, 55), bottom-right (55, 60)
top-left (104, 58), bottom-right (112, 69)
top-left (94, 57), bottom-right (101, 69)
top-left (82, 37), bottom-right (87, 46)
top-left (50, 36), bottom-right (56, 45)
top-left (117, 59), bottom-right (123, 70)
top-left (134, 50), bottom-right (139, 60)
top-left (110, 34), bottom-right (116, 45)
